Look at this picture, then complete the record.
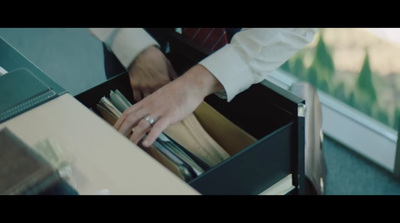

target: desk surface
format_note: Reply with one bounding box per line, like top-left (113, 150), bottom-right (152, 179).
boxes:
top-left (0, 94), bottom-right (199, 195)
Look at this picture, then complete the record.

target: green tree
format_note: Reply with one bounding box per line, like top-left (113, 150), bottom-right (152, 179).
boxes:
top-left (307, 66), bottom-right (319, 87)
top-left (348, 91), bottom-right (357, 108)
top-left (374, 106), bottom-right (390, 127)
top-left (280, 53), bottom-right (306, 80)
top-left (280, 60), bottom-right (290, 73)
top-left (292, 56), bottom-right (306, 79)
top-left (306, 31), bottom-right (335, 93)
top-left (319, 77), bottom-right (331, 93)
top-left (356, 51), bottom-right (377, 102)
top-left (334, 82), bottom-right (347, 102)
top-left (312, 31), bottom-right (335, 79)
top-left (394, 108), bottom-right (400, 130)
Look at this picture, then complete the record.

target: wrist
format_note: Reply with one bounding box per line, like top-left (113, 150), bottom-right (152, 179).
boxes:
top-left (181, 64), bottom-right (224, 100)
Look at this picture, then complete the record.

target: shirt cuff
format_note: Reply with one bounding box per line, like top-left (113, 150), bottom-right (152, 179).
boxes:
top-left (110, 28), bottom-right (159, 69)
top-left (89, 28), bottom-right (159, 70)
top-left (199, 44), bottom-right (259, 102)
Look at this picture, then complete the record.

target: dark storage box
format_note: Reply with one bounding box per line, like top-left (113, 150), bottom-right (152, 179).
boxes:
top-left (75, 33), bottom-right (305, 195)
top-left (75, 73), bottom-right (305, 195)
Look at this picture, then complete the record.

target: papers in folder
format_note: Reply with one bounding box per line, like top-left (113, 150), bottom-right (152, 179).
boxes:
top-left (96, 90), bottom-right (230, 182)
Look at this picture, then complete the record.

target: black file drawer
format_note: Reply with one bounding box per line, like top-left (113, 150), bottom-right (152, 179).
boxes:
top-left (75, 32), bottom-right (305, 195)
top-left (1, 34), bottom-right (305, 195)
top-left (191, 82), bottom-right (305, 195)
top-left (75, 72), bottom-right (305, 195)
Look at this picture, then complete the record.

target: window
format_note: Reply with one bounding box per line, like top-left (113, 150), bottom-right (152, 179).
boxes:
top-left (276, 28), bottom-right (399, 173)
top-left (281, 28), bottom-right (400, 131)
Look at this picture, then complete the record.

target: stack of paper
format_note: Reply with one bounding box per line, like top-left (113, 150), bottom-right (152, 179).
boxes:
top-left (95, 90), bottom-right (230, 182)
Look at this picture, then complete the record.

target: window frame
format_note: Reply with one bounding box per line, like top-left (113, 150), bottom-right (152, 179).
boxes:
top-left (264, 69), bottom-right (398, 174)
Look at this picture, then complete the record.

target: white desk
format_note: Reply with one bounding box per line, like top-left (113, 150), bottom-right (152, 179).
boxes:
top-left (0, 94), bottom-right (199, 195)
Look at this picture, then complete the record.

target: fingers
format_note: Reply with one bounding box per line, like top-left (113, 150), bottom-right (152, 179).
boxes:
top-left (133, 89), bottom-right (142, 102)
top-left (142, 116), bottom-right (170, 147)
top-left (114, 104), bottom-right (143, 133)
top-left (114, 102), bottom-right (166, 147)
top-left (125, 115), bottom-right (167, 147)
top-left (142, 91), bottom-right (151, 98)
top-left (115, 110), bottom-right (169, 147)
top-left (129, 117), bottom-right (154, 144)
top-left (133, 89), bottom-right (154, 103)
top-left (115, 110), bottom-right (152, 144)
top-left (166, 58), bottom-right (179, 80)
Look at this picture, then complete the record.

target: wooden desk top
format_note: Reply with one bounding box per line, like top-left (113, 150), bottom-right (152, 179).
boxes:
top-left (0, 94), bottom-right (199, 195)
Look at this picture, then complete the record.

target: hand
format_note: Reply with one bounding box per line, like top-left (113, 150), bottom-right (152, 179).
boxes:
top-left (114, 64), bottom-right (224, 147)
top-left (128, 45), bottom-right (178, 102)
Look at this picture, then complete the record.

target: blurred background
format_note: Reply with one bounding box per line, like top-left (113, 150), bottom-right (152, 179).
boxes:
top-left (282, 28), bottom-right (400, 131)
top-left (1, 28), bottom-right (400, 195)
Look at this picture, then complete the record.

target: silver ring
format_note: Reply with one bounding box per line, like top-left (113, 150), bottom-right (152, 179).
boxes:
top-left (145, 116), bottom-right (155, 125)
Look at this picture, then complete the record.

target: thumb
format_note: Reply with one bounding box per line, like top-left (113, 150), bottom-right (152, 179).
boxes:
top-left (166, 58), bottom-right (179, 80)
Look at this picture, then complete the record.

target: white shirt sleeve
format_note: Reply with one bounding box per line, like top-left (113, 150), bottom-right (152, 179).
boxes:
top-left (88, 28), bottom-right (159, 69)
top-left (199, 28), bottom-right (319, 102)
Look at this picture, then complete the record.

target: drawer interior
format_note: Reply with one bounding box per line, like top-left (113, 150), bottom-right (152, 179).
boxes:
top-left (75, 72), bottom-right (299, 194)
top-left (74, 34), bottom-right (304, 194)
top-left (75, 72), bottom-right (294, 141)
